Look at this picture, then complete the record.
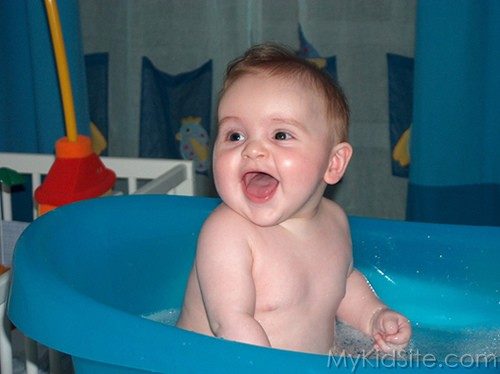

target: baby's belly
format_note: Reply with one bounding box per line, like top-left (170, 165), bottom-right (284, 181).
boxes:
top-left (257, 308), bottom-right (337, 354)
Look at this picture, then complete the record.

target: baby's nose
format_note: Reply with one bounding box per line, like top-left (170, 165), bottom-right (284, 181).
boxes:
top-left (242, 139), bottom-right (268, 159)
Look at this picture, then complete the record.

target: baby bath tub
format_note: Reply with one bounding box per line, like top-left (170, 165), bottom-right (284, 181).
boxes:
top-left (8, 195), bottom-right (499, 373)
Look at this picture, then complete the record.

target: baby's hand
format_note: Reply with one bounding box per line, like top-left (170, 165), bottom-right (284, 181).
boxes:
top-left (371, 308), bottom-right (411, 354)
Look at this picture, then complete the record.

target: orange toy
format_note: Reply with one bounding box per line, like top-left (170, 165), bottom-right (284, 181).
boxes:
top-left (34, 0), bottom-right (115, 215)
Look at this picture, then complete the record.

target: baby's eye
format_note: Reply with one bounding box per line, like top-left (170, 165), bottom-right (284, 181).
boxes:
top-left (274, 131), bottom-right (292, 141)
top-left (228, 132), bottom-right (245, 142)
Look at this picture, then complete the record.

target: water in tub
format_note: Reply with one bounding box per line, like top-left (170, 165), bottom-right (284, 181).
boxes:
top-left (143, 309), bottom-right (499, 365)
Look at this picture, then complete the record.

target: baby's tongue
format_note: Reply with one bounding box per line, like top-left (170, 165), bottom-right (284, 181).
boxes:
top-left (244, 172), bottom-right (278, 200)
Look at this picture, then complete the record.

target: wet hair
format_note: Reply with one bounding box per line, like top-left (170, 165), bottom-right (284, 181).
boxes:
top-left (220, 42), bottom-right (350, 143)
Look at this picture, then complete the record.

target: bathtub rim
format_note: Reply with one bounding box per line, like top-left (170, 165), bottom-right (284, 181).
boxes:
top-left (7, 194), bottom-right (500, 372)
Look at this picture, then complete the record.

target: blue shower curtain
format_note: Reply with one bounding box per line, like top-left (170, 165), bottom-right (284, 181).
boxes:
top-left (0, 0), bottom-right (89, 154)
top-left (407, 0), bottom-right (500, 226)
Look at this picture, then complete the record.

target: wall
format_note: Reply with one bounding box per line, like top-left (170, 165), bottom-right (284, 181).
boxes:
top-left (79, 0), bottom-right (416, 219)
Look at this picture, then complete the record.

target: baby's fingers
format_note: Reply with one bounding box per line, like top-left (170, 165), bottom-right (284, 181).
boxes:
top-left (374, 311), bottom-right (412, 342)
top-left (385, 322), bottom-right (412, 345)
top-left (373, 333), bottom-right (406, 355)
top-left (373, 333), bottom-right (400, 354)
top-left (380, 318), bottom-right (399, 335)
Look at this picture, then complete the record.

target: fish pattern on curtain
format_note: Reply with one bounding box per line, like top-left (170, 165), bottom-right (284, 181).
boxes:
top-left (387, 53), bottom-right (413, 178)
top-left (139, 58), bottom-right (212, 175)
top-left (407, 0), bottom-right (500, 226)
top-left (296, 25), bottom-right (337, 82)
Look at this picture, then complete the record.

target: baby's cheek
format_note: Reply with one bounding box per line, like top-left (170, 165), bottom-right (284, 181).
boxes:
top-left (213, 154), bottom-right (233, 179)
top-left (281, 154), bottom-right (324, 181)
top-left (280, 155), bottom-right (307, 173)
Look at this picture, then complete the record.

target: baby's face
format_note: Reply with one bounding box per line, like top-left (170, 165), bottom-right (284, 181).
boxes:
top-left (214, 73), bottom-right (335, 227)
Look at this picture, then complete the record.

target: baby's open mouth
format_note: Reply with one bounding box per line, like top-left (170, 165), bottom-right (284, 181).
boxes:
top-left (243, 172), bottom-right (279, 202)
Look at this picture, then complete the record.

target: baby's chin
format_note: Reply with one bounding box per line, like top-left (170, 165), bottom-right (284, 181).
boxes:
top-left (226, 201), bottom-right (287, 228)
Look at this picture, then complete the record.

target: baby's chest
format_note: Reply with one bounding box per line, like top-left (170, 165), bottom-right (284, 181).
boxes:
top-left (252, 240), bottom-right (351, 312)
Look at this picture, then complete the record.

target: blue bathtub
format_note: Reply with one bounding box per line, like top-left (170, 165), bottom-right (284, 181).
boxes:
top-left (8, 195), bottom-right (499, 373)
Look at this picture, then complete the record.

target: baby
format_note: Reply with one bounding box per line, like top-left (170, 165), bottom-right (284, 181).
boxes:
top-left (177, 43), bottom-right (411, 354)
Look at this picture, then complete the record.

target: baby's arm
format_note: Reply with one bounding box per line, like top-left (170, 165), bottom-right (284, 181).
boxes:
top-left (195, 206), bottom-right (271, 346)
top-left (336, 269), bottom-right (411, 353)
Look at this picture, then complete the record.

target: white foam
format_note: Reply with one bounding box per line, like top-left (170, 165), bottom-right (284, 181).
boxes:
top-left (142, 308), bottom-right (180, 326)
top-left (335, 321), bottom-right (499, 363)
top-left (142, 309), bottom-right (499, 364)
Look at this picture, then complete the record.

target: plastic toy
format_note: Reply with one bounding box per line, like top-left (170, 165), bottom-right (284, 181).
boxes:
top-left (34, 0), bottom-right (115, 215)
top-left (0, 167), bottom-right (24, 273)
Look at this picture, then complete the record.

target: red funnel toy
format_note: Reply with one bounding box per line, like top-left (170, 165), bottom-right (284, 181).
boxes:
top-left (35, 0), bottom-right (116, 215)
top-left (35, 136), bottom-right (115, 215)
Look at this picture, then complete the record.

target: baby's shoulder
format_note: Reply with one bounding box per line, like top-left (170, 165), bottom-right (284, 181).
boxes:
top-left (196, 204), bottom-right (254, 265)
top-left (320, 198), bottom-right (349, 227)
top-left (207, 203), bottom-right (247, 221)
top-left (201, 203), bottom-right (254, 235)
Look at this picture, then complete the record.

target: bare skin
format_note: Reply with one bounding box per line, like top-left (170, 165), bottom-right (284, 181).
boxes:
top-left (177, 72), bottom-right (411, 354)
top-left (178, 198), bottom-right (353, 353)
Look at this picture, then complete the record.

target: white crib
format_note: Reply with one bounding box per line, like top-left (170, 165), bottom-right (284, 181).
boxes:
top-left (0, 152), bottom-right (195, 374)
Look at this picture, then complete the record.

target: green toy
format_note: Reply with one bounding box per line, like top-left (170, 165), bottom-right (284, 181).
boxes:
top-left (0, 168), bottom-right (25, 188)
top-left (0, 167), bottom-right (25, 269)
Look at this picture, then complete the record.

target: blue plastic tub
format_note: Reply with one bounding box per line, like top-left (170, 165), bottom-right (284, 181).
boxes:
top-left (8, 195), bottom-right (499, 373)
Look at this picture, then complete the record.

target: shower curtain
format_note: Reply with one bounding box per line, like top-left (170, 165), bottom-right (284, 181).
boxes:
top-left (407, 0), bottom-right (500, 226)
top-left (0, 0), bottom-right (90, 154)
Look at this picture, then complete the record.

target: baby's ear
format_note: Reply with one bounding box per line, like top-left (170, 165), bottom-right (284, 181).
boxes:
top-left (324, 142), bottom-right (353, 185)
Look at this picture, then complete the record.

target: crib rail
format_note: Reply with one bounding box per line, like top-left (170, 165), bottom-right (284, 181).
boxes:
top-left (0, 152), bottom-right (195, 374)
top-left (0, 152), bottom-right (195, 221)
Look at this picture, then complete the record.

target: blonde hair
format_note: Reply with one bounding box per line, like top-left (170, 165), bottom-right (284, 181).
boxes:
top-left (220, 43), bottom-right (350, 142)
